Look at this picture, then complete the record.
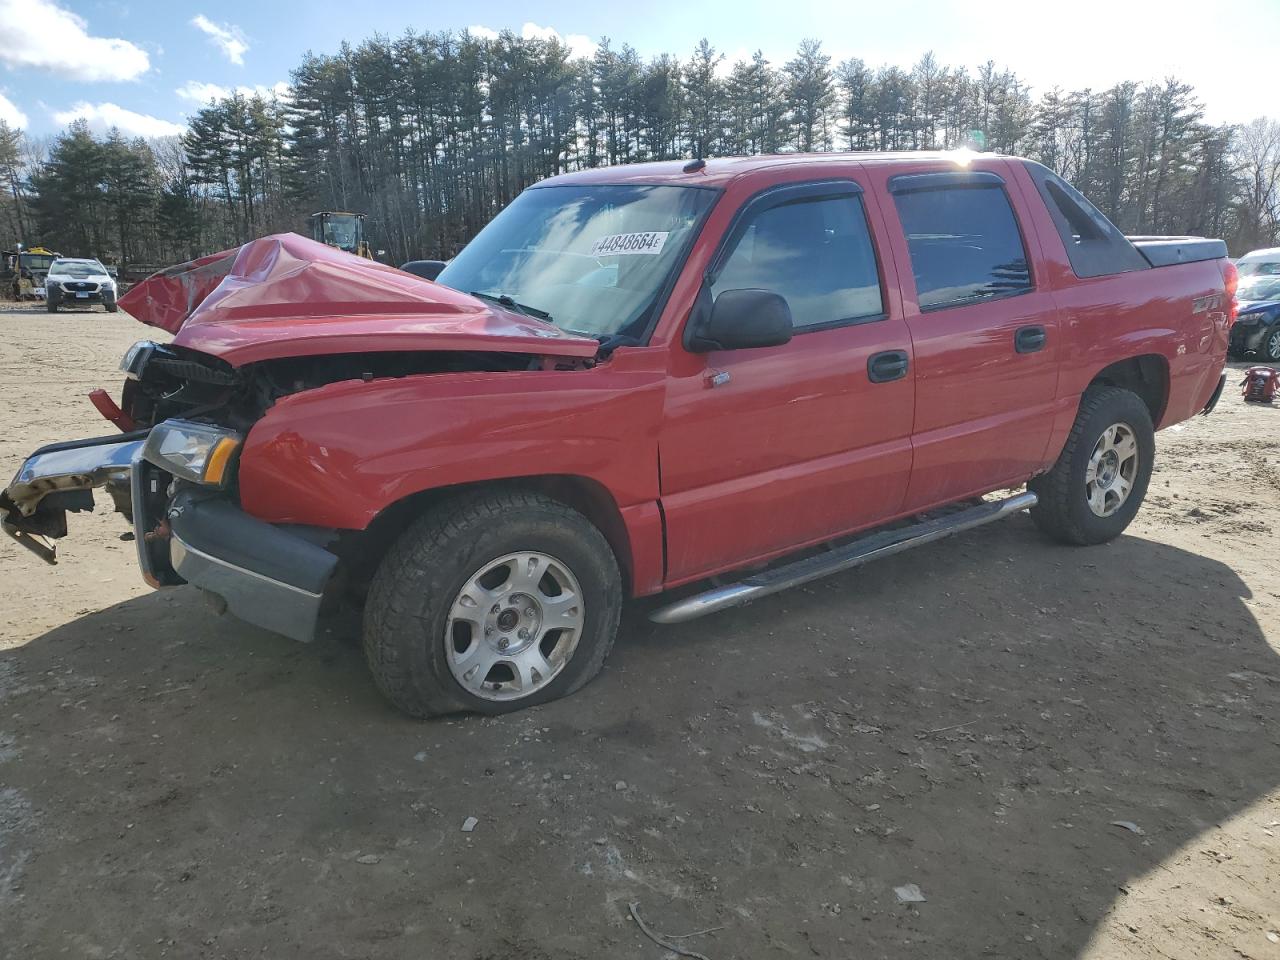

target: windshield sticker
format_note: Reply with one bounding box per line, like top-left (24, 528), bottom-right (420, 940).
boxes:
top-left (589, 231), bottom-right (669, 257)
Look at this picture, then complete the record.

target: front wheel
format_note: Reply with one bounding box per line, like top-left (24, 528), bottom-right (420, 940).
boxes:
top-left (45, 299), bottom-right (57, 313)
top-left (1261, 327), bottom-right (1280, 363)
top-left (363, 490), bottom-right (622, 718)
top-left (1029, 387), bottom-right (1155, 545)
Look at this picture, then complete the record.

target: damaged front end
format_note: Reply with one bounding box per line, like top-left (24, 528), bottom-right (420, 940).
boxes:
top-left (2, 232), bottom-right (603, 643)
top-left (2, 413), bottom-right (341, 643)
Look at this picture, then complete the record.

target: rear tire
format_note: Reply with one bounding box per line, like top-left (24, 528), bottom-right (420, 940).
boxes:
top-left (363, 490), bottom-right (623, 718)
top-left (1029, 387), bottom-right (1155, 546)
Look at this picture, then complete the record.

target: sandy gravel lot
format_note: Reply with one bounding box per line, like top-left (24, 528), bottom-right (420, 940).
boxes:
top-left (0, 301), bottom-right (1277, 960)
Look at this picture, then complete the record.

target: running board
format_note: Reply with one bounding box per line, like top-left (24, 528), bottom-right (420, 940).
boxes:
top-left (648, 491), bottom-right (1038, 624)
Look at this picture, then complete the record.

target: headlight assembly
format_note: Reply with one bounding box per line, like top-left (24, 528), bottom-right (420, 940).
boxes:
top-left (142, 419), bottom-right (242, 487)
top-left (120, 340), bottom-right (158, 379)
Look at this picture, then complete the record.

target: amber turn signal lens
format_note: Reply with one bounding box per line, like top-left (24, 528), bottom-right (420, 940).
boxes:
top-left (202, 436), bottom-right (241, 486)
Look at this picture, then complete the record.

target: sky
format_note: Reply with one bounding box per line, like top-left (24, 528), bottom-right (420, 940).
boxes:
top-left (1, 0), bottom-right (1277, 140)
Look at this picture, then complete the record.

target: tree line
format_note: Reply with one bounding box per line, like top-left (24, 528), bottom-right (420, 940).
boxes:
top-left (1, 30), bottom-right (1278, 272)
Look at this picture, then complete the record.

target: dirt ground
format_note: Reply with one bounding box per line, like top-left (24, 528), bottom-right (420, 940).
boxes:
top-left (0, 300), bottom-right (1278, 960)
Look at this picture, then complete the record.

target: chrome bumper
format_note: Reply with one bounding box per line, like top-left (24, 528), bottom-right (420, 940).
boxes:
top-left (4, 434), bottom-right (338, 642)
top-left (5, 433), bottom-right (144, 516)
top-left (1, 433), bottom-right (146, 563)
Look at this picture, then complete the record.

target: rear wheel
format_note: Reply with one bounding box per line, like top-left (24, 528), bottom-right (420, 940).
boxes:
top-left (1029, 387), bottom-right (1155, 545)
top-left (363, 490), bottom-right (623, 718)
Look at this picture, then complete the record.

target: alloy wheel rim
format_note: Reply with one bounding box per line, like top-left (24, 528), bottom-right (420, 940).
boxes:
top-left (1268, 330), bottom-right (1280, 358)
top-left (445, 552), bottom-right (585, 701)
top-left (1085, 422), bottom-right (1139, 518)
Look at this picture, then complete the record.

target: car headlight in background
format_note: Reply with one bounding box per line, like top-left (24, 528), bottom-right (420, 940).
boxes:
top-left (142, 419), bottom-right (242, 487)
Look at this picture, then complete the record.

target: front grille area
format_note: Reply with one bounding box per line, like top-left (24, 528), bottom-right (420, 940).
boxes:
top-left (63, 281), bottom-right (99, 292)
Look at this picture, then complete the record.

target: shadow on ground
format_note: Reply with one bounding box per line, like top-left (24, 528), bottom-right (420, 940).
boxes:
top-left (2, 515), bottom-right (1276, 959)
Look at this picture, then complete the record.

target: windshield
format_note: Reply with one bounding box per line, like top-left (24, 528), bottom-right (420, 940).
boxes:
top-left (1239, 259), bottom-right (1280, 277)
top-left (1240, 275), bottom-right (1280, 302)
top-left (436, 183), bottom-right (717, 339)
top-left (20, 254), bottom-right (54, 272)
top-left (50, 260), bottom-right (104, 278)
top-left (321, 217), bottom-right (359, 252)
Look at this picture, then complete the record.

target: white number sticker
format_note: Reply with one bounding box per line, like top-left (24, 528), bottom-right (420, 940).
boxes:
top-left (589, 231), bottom-right (669, 257)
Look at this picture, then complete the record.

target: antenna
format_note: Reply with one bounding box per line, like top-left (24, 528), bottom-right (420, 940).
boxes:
top-left (683, 157), bottom-right (706, 173)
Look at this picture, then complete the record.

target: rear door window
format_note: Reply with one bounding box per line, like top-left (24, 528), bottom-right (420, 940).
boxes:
top-left (893, 184), bottom-right (1033, 310)
top-left (711, 194), bottom-right (884, 330)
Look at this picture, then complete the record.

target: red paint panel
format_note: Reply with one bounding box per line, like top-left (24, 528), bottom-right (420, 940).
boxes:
top-left (657, 162), bottom-right (916, 583)
top-left (238, 348), bottom-right (668, 533)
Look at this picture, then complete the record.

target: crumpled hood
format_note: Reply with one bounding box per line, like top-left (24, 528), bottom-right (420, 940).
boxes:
top-left (118, 233), bottom-right (599, 366)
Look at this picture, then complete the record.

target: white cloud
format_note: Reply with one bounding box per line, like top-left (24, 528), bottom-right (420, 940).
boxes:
top-left (54, 102), bottom-right (185, 138)
top-left (191, 14), bottom-right (249, 66)
top-left (0, 92), bottom-right (28, 130)
top-left (0, 0), bottom-right (149, 82)
top-left (520, 22), bottom-right (596, 60)
top-left (175, 80), bottom-right (289, 104)
top-left (464, 22), bottom-right (596, 59)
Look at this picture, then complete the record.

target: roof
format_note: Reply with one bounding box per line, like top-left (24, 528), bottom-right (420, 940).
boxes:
top-left (1239, 247), bottom-right (1280, 260)
top-left (536, 151), bottom-right (1007, 189)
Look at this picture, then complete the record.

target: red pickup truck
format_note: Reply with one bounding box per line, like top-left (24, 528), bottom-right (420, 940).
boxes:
top-left (1, 152), bottom-right (1233, 718)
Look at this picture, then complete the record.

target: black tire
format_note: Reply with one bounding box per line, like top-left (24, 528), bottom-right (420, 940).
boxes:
top-left (1029, 386), bottom-right (1155, 546)
top-left (363, 490), bottom-right (623, 718)
top-left (1261, 326), bottom-right (1280, 363)
top-left (104, 298), bottom-right (119, 313)
top-left (45, 298), bottom-right (57, 313)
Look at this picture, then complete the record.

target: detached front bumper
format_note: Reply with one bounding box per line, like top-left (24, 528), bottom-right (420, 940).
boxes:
top-left (3, 433), bottom-right (338, 643)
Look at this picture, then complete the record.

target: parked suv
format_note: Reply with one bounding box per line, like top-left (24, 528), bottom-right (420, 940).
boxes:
top-left (0, 153), bottom-right (1233, 718)
top-left (44, 258), bottom-right (119, 312)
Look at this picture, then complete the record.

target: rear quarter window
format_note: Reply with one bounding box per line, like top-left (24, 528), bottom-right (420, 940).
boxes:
top-left (1024, 162), bottom-right (1150, 279)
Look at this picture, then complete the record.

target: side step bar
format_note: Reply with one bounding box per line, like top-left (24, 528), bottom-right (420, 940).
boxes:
top-left (648, 491), bottom-right (1038, 624)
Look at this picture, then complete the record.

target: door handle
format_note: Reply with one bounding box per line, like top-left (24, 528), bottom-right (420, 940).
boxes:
top-left (1015, 325), bottom-right (1047, 354)
top-left (867, 350), bottom-right (910, 383)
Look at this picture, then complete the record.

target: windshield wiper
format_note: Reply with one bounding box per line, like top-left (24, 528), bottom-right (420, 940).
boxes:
top-left (469, 290), bottom-right (554, 323)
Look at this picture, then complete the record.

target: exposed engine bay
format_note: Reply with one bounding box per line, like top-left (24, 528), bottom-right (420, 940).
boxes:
top-left (120, 340), bottom-right (550, 433)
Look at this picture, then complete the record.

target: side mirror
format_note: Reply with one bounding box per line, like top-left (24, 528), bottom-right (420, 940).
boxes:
top-left (688, 288), bottom-right (793, 352)
top-left (400, 259), bottom-right (448, 281)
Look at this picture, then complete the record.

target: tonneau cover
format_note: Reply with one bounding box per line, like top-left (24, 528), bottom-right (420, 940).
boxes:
top-left (1128, 236), bottom-right (1228, 268)
top-left (117, 233), bottom-right (600, 366)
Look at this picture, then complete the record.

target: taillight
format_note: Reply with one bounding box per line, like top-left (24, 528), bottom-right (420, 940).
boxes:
top-left (1223, 260), bottom-right (1239, 325)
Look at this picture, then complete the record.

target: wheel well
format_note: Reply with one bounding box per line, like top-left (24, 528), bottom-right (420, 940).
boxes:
top-left (338, 475), bottom-right (634, 600)
top-left (1087, 355), bottom-right (1169, 425)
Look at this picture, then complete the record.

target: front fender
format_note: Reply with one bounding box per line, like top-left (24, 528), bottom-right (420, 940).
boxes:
top-left (237, 353), bottom-right (667, 532)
